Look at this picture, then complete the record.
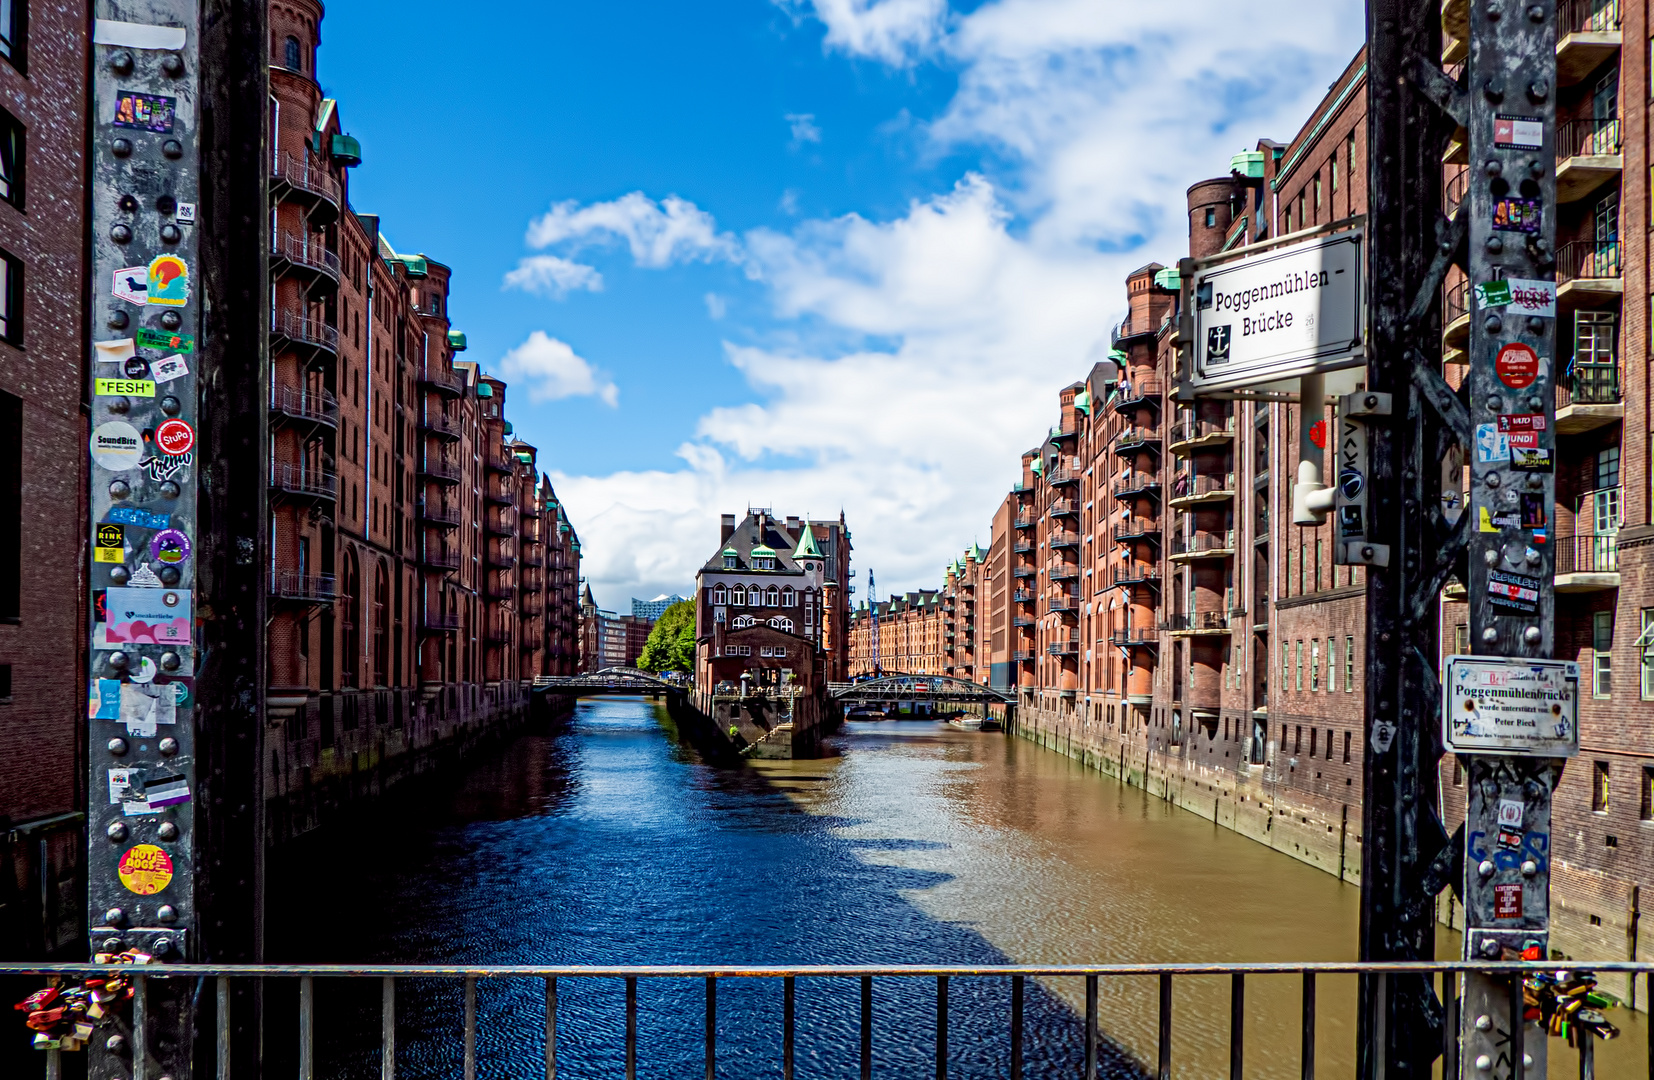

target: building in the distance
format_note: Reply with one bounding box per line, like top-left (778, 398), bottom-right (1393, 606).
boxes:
top-left (633, 593), bottom-right (689, 622)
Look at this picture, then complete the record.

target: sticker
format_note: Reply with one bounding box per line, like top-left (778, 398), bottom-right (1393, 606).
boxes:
top-left (116, 844), bottom-right (174, 895)
top-left (141, 452), bottom-right (191, 483)
top-left (175, 202), bottom-right (196, 225)
top-left (1309, 420), bottom-right (1328, 450)
top-left (127, 565), bottom-right (163, 588)
top-left (108, 768), bottom-right (140, 806)
top-left (136, 328), bottom-right (194, 353)
top-left (1493, 882), bottom-right (1524, 919)
top-left (93, 679), bottom-right (122, 720)
top-left (95, 338), bottom-right (137, 364)
top-left (1371, 718), bottom-right (1397, 753)
top-left (130, 656), bottom-right (158, 685)
top-left (90, 421), bottom-right (144, 470)
top-left (93, 590), bottom-right (108, 623)
top-left (1497, 798), bottom-right (1525, 828)
top-left (1497, 413), bottom-right (1546, 441)
top-left (1511, 447), bottom-right (1552, 472)
top-left (1495, 343), bottom-right (1540, 389)
top-left (154, 419), bottom-right (194, 456)
top-left (112, 91), bottom-right (175, 134)
top-left (146, 255), bottom-right (190, 307)
top-left (1489, 570), bottom-right (1542, 612)
top-left (94, 523), bottom-right (125, 565)
top-left (144, 774), bottom-right (191, 808)
top-left (106, 506), bottom-right (169, 530)
top-left (92, 20), bottom-right (187, 51)
top-left (124, 356), bottom-right (150, 379)
top-left (1494, 115), bottom-right (1545, 150)
top-left (151, 354), bottom-right (189, 383)
top-left (105, 587), bottom-right (191, 645)
top-left (1493, 198), bottom-right (1543, 233)
top-left (1520, 494), bottom-right (1548, 529)
top-left (1497, 829), bottom-right (1524, 850)
top-left (1474, 280), bottom-right (1513, 308)
top-left (1474, 423), bottom-right (1510, 463)
top-left (119, 681), bottom-right (176, 735)
top-left (1505, 278), bottom-right (1556, 318)
top-left (150, 529), bottom-right (191, 564)
top-left (166, 678), bottom-right (193, 707)
top-left (1338, 504), bottom-right (1364, 538)
top-left (95, 378), bottom-right (155, 398)
top-left (112, 267), bottom-right (149, 305)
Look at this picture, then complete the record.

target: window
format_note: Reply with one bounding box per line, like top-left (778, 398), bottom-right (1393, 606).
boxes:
top-left (1314, 173), bottom-right (1323, 211)
top-left (1205, 207), bottom-right (1216, 228)
top-left (712, 586), bottom-right (727, 606)
top-left (773, 646), bottom-right (786, 658)
top-left (0, 389), bottom-right (15, 620)
top-left (767, 617), bottom-right (793, 632)
top-left (766, 586), bottom-right (780, 607)
top-left (0, 0), bottom-right (22, 69)
top-left (1575, 310), bottom-right (1618, 366)
top-left (1311, 640), bottom-right (1320, 691)
top-left (1344, 636), bottom-right (1354, 691)
top-left (1330, 151), bottom-right (1339, 193)
top-left (1283, 205), bottom-right (1292, 234)
top-left (1639, 610), bottom-right (1654, 699)
top-left (782, 588), bottom-right (796, 607)
top-left (1281, 642), bottom-right (1290, 690)
top-left (1343, 731), bottom-right (1352, 764)
top-left (1326, 730), bottom-right (1333, 760)
top-left (1593, 761), bottom-right (1610, 812)
top-left (1346, 131), bottom-right (1357, 178)
top-left (1295, 725), bottom-right (1303, 755)
top-left (1309, 727), bottom-right (1317, 757)
top-left (1327, 638), bottom-right (1337, 692)
top-left (285, 35), bottom-right (303, 72)
top-left (0, 245), bottom-right (21, 346)
top-left (760, 646), bottom-right (773, 657)
top-left (1597, 446), bottom-right (1621, 491)
top-left (732, 615), bottom-right (756, 629)
top-left (1642, 767), bottom-right (1654, 821)
top-left (1594, 611), bottom-right (1614, 697)
top-left (723, 554), bottom-right (737, 569)
top-left (0, 106), bottom-right (21, 210)
top-left (1453, 623), bottom-right (1469, 654)
top-left (730, 587), bottom-right (746, 606)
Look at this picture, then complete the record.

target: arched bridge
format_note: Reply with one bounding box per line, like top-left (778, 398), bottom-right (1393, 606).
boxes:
top-left (828, 673), bottom-right (1014, 706)
top-left (533, 668), bottom-right (685, 696)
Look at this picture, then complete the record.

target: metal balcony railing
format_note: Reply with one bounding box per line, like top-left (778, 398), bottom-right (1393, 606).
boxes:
top-left (1557, 240), bottom-right (1622, 284)
top-left (1047, 464), bottom-right (1081, 485)
top-left (268, 570), bottom-right (337, 602)
top-left (1047, 563), bottom-right (1079, 581)
top-left (269, 384), bottom-right (339, 428)
top-left (420, 455), bottom-right (463, 483)
top-left (1444, 168), bottom-right (1469, 219)
top-left (1050, 498), bottom-right (1080, 517)
top-left (420, 611), bottom-right (463, 632)
top-left (1559, 0), bottom-right (1620, 34)
top-left (1558, 117), bottom-right (1621, 159)
top-left (1110, 627), bottom-right (1158, 646)
top-left (1112, 563), bottom-right (1161, 587)
top-left (487, 510), bottom-right (517, 537)
top-left (486, 582), bottom-right (515, 601)
top-left (269, 462), bottom-right (337, 500)
top-left (1443, 278), bottom-right (1468, 327)
top-left (1013, 513), bottom-right (1036, 529)
top-left (1012, 614), bottom-right (1035, 628)
top-left (422, 545), bottom-right (462, 570)
top-left (1049, 531), bottom-right (1081, 548)
top-left (1170, 533), bottom-right (1236, 557)
top-left (270, 150), bottom-right (341, 206)
top-left (418, 497), bottom-right (461, 527)
top-left (1050, 418), bottom-right (1077, 438)
top-left (420, 362), bottom-right (466, 395)
top-left (1113, 471), bottom-right (1161, 498)
top-left (1113, 376), bottom-right (1163, 412)
top-left (1170, 472), bottom-right (1236, 501)
top-left (485, 448), bottom-right (517, 473)
top-left (1012, 588), bottom-right (1036, 603)
top-left (1013, 540), bottom-right (1034, 554)
top-left (421, 406), bottom-right (463, 438)
top-left (1164, 611), bottom-right (1232, 632)
top-left (273, 311), bottom-right (339, 353)
top-left (272, 231), bottom-right (342, 280)
top-left (1556, 532), bottom-right (1619, 574)
top-left (1047, 633), bottom-right (1080, 655)
top-left (1115, 427), bottom-right (1160, 455)
top-left (1010, 650), bottom-right (1035, 661)
top-left (1046, 592), bottom-right (1081, 612)
top-left (1114, 516), bottom-right (1158, 542)
top-left (1012, 566), bottom-right (1035, 579)
top-left (1560, 362), bottom-right (1622, 407)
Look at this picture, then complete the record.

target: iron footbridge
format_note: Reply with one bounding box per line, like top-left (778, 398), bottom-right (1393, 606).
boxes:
top-left (828, 673), bottom-right (1014, 707)
top-left (533, 667), bottom-right (685, 696)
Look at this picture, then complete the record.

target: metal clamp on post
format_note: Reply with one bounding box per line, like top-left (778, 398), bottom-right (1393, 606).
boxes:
top-left (1332, 391), bottom-right (1392, 567)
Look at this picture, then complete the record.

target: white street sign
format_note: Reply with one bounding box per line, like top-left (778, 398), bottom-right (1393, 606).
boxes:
top-left (1442, 655), bottom-right (1579, 757)
top-left (1189, 230), bottom-right (1365, 392)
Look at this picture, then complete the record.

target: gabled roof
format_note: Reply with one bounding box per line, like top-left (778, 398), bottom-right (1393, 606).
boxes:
top-left (700, 511), bottom-right (813, 574)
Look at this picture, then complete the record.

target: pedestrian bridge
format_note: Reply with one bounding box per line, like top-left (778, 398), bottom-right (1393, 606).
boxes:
top-left (828, 673), bottom-right (1014, 706)
top-left (533, 668), bottom-right (684, 696)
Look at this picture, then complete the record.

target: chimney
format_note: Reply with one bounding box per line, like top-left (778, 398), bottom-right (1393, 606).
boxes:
top-left (721, 514), bottom-right (735, 543)
top-left (786, 516), bottom-right (801, 533)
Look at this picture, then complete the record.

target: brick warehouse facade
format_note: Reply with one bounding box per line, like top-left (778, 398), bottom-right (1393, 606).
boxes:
top-left (0, 0), bottom-right (585, 978)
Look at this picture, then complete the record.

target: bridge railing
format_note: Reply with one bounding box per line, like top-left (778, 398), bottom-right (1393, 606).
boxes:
top-left (2, 960), bottom-right (1633, 1080)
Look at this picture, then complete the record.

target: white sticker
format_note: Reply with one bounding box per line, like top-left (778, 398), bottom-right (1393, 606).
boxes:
top-left (175, 203), bottom-right (196, 225)
top-left (92, 19), bottom-right (187, 50)
top-left (94, 338), bottom-right (136, 365)
top-left (1474, 423), bottom-right (1510, 463)
top-left (1504, 278), bottom-right (1557, 319)
top-left (112, 267), bottom-right (149, 305)
top-left (1497, 798), bottom-right (1526, 828)
top-left (90, 421), bottom-right (144, 471)
top-left (119, 682), bottom-right (176, 736)
top-left (130, 656), bottom-right (158, 684)
top-left (151, 354), bottom-right (189, 384)
top-left (108, 768), bottom-right (139, 805)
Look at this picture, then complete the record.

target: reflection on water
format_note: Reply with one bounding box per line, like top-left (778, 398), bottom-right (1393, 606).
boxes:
top-left (269, 700), bottom-right (1642, 1080)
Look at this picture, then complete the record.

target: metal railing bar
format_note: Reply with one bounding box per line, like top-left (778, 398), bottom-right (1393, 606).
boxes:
top-left (1647, 972), bottom-right (1652, 1080)
top-left (545, 977), bottom-right (557, 1080)
top-left (1441, 970), bottom-right (1458, 1080)
top-left (216, 974), bottom-right (230, 1080)
top-left (464, 975), bottom-right (477, 1080)
top-left (1085, 973), bottom-right (1098, 1080)
top-left (382, 975), bottom-right (395, 1080)
top-left (936, 974), bottom-right (949, 1080)
top-left (1157, 971), bottom-right (1172, 1080)
top-left (1231, 972), bottom-right (1244, 1080)
top-left (705, 976), bottom-right (715, 1080)
top-left (1010, 974), bottom-right (1023, 1080)
top-left (1581, 1026), bottom-right (1596, 1080)
top-left (860, 975), bottom-right (872, 1080)
top-left (626, 976), bottom-right (638, 1080)
top-left (1301, 972), bottom-right (1315, 1080)
top-left (134, 972), bottom-right (149, 1080)
top-left (1510, 971), bottom-right (1524, 1080)
top-left (784, 975), bottom-right (796, 1080)
top-left (298, 974), bottom-right (313, 1080)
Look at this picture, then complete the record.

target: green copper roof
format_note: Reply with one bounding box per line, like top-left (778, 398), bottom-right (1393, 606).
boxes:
top-left (1073, 389), bottom-right (1090, 415)
top-left (723, 547), bottom-right (738, 557)
top-left (1031, 456), bottom-right (1043, 476)
top-left (448, 330), bottom-right (468, 352)
top-left (476, 383), bottom-right (494, 398)
top-left (330, 133), bottom-right (362, 168)
top-left (752, 544), bottom-right (777, 558)
top-left (792, 528), bottom-right (822, 559)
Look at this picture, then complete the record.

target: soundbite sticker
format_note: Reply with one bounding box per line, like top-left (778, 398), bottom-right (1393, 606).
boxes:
top-left (90, 421), bottom-right (144, 470)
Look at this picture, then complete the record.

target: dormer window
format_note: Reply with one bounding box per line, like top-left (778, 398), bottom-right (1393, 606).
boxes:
top-left (724, 555), bottom-right (737, 569)
top-left (754, 556), bottom-right (775, 570)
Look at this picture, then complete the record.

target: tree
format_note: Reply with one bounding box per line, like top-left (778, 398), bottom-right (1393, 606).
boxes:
top-left (637, 600), bottom-right (696, 673)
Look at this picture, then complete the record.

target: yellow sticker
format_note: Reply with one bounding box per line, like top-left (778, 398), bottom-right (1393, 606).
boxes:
top-left (1478, 506), bottom-right (1498, 533)
top-left (116, 844), bottom-right (173, 895)
top-left (94, 547), bottom-right (125, 563)
top-left (95, 378), bottom-right (156, 397)
top-left (94, 523), bottom-right (124, 563)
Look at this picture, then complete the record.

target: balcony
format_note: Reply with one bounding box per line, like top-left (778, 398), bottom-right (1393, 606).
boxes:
top-left (1110, 627), bottom-right (1159, 648)
top-left (1444, 167), bottom-right (1469, 221)
top-left (271, 231), bottom-right (341, 287)
top-left (1048, 563), bottom-right (1079, 582)
top-left (1164, 611), bottom-right (1233, 636)
top-left (420, 454), bottom-right (463, 484)
top-left (1046, 592), bottom-right (1081, 613)
top-left (1169, 416), bottom-right (1235, 454)
top-left (422, 544), bottom-right (462, 571)
top-left (1169, 472), bottom-right (1237, 507)
top-left (1114, 427), bottom-right (1161, 458)
top-left (1011, 650), bottom-right (1035, 662)
top-left (488, 549), bottom-right (517, 569)
top-left (1113, 471), bottom-right (1162, 501)
top-left (485, 448), bottom-right (517, 474)
top-left (269, 384), bottom-right (339, 430)
top-left (1557, 240), bottom-right (1622, 304)
top-left (269, 570), bottom-right (337, 604)
top-left (270, 150), bottom-right (341, 224)
top-left (269, 462), bottom-right (337, 502)
top-left (1013, 614), bottom-right (1035, 628)
top-left (1012, 588), bottom-right (1036, 604)
top-left (486, 582), bottom-right (516, 601)
top-left (522, 549), bottom-right (545, 568)
top-left (1013, 514), bottom-right (1036, 530)
top-left (1556, 0), bottom-right (1621, 86)
top-left (1442, 278), bottom-right (1469, 357)
top-left (1049, 499), bottom-right (1080, 518)
top-left (419, 362), bottom-right (466, 397)
top-left (485, 626), bottom-right (514, 645)
top-left (1169, 532), bottom-right (1236, 562)
top-left (1047, 464), bottom-right (1081, 486)
top-left (486, 485), bottom-right (514, 505)
top-left (1113, 376), bottom-right (1163, 414)
top-left (272, 311), bottom-right (339, 359)
top-left (1049, 531), bottom-right (1081, 549)
top-left (1557, 362), bottom-right (1623, 433)
top-left (1049, 419), bottom-right (1078, 441)
top-left (421, 407), bottom-right (463, 441)
top-left (1556, 118), bottom-right (1621, 203)
top-left (1013, 540), bottom-right (1034, 554)
top-left (418, 497), bottom-right (461, 529)
top-left (487, 511), bottom-right (517, 537)
top-left (1555, 532), bottom-right (1620, 592)
top-left (1114, 516), bottom-right (1159, 544)
top-left (419, 610), bottom-right (463, 634)
top-left (1047, 633), bottom-right (1081, 657)
top-left (1112, 563), bottom-right (1162, 588)
top-left (1012, 566), bottom-right (1035, 579)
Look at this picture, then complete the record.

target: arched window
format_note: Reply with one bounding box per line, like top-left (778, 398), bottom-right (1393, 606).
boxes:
top-left (781, 587), bottom-right (796, 608)
top-left (768, 617), bottom-right (794, 633)
top-left (342, 548), bottom-right (361, 687)
top-left (765, 586), bottom-right (780, 607)
top-left (731, 586), bottom-right (746, 606)
top-left (284, 35), bottom-right (302, 71)
top-left (373, 559), bottom-right (390, 686)
top-left (732, 615), bottom-right (757, 629)
top-left (712, 586), bottom-right (727, 606)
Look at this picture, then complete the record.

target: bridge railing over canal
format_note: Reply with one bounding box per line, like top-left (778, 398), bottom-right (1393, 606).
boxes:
top-left (6, 960), bottom-right (1639, 1080)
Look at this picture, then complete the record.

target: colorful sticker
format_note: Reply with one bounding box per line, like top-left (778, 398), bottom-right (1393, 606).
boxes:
top-left (146, 255), bottom-right (190, 307)
top-left (1493, 882), bottom-right (1523, 919)
top-left (112, 91), bottom-right (175, 133)
top-left (1474, 423), bottom-right (1510, 463)
top-left (143, 774), bottom-right (191, 808)
top-left (1489, 570), bottom-right (1542, 612)
top-left (127, 565), bottom-right (163, 588)
top-left (154, 418), bottom-right (194, 457)
top-left (1493, 115), bottom-right (1544, 150)
top-left (1495, 342), bottom-right (1540, 389)
top-left (119, 681), bottom-right (176, 735)
top-left (95, 338), bottom-right (137, 364)
top-left (95, 377), bottom-right (155, 398)
top-left (106, 506), bottom-right (169, 531)
top-left (141, 452), bottom-right (190, 483)
top-left (1497, 829), bottom-right (1524, 850)
top-left (116, 844), bottom-right (174, 895)
top-left (129, 656), bottom-right (158, 685)
top-left (149, 529), bottom-right (191, 564)
top-left (1493, 198), bottom-right (1543, 234)
top-left (105, 586), bottom-right (191, 645)
top-left (94, 523), bottom-right (125, 564)
top-left (1520, 494), bottom-right (1549, 529)
top-left (136, 328), bottom-right (194, 354)
top-left (112, 266), bottom-right (149, 305)
top-left (1309, 420), bottom-right (1328, 449)
top-left (90, 421), bottom-right (144, 470)
top-left (151, 354), bottom-right (189, 383)
top-left (175, 202), bottom-right (196, 225)
top-left (1497, 798), bottom-right (1525, 827)
top-left (92, 679), bottom-right (122, 720)
top-left (108, 768), bottom-right (139, 805)
top-left (1511, 447), bottom-right (1553, 472)
top-left (1474, 280), bottom-right (1513, 308)
top-left (1504, 278), bottom-right (1556, 318)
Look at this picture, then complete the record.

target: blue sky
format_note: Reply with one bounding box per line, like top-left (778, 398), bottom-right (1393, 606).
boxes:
top-left (318, 0), bottom-right (1365, 609)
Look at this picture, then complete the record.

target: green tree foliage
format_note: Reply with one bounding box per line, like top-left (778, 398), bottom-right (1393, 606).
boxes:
top-left (637, 600), bottom-right (696, 673)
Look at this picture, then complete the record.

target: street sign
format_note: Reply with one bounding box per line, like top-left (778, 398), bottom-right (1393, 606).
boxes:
top-left (1188, 229), bottom-right (1365, 392)
top-left (1442, 655), bottom-right (1579, 757)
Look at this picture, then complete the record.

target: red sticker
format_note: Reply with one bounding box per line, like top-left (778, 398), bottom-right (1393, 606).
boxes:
top-left (1495, 343), bottom-right (1540, 389)
top-left (1309, 420), bottom-right (1328, 449)
top-left (1494, 882), bottom-right (1523, 919)
top-left (154, 419), bottom-right (194, 457)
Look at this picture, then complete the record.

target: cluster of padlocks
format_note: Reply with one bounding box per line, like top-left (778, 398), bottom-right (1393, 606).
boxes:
top-left (1523, 970), bottom-right (1620, 1044)
top-left (12, 950), bottom-right (155, 1051)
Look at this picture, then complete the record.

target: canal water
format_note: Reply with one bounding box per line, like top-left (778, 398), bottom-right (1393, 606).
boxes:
top-left (269, 697), bottom-right (1641, 1080)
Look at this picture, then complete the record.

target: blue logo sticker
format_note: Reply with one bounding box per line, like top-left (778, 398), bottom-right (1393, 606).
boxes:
top-left (106, 506), bottom-right (170, 531)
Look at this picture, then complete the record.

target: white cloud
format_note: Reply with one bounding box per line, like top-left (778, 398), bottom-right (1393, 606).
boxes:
top-left (497, 331), bottom-right (619, 407)
top-left (782, 0), bottom-right (948, 64)
top-left (785, 112), bottom-right (822, 144)
top-left (502, 255), bottom-right (604, 298)
top-left (704, 292), bottom-right (728, 320)
top-left (526, 192), bottom-right (741, 268)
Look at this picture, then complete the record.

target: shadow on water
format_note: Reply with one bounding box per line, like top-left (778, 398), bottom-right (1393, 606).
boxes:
top-left (266, 697), bottom-right (1144, 1080)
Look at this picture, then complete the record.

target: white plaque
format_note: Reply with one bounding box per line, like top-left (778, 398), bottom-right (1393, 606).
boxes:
top-left (1442, 655), bottom-right (1578, 757)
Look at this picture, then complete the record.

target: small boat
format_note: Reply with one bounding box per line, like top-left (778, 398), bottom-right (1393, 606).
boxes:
top-left (948, 715), bottom-right (984, 731)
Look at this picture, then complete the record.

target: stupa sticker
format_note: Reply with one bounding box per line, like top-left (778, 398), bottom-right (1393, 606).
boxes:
top-left (146, 255), bottom-right (190, 307)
